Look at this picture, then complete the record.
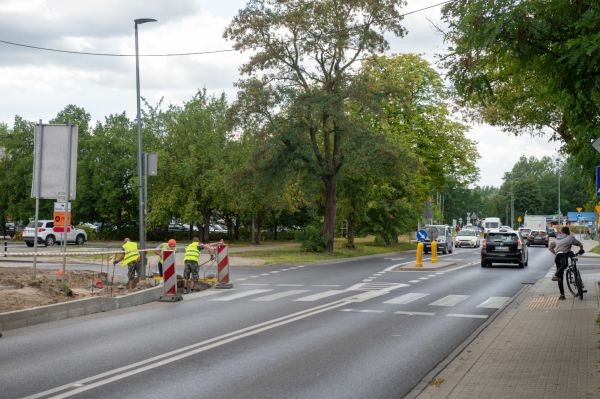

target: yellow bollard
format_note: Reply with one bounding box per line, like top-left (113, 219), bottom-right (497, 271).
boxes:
top-left (431, 240), bottom-right (438, 263)
top-left (416, 242), bottom-right (424, 267)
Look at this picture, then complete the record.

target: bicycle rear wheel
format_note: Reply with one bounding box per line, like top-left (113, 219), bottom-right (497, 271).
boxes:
top-left (575, 269), bottom-right (584, 300)
top-left (566, 268), bottom-right (580, 297)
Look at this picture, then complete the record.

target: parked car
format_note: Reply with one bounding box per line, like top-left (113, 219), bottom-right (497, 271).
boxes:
top-left (517, 227), bottom-right (531, 240)
top-left (455, 229), bottom-right (481, 248)
top-left (23, 220), bottom-right (87, 247)
top-left (209, 224), bottom-right (228, 234)
top-left (527, 230), bottom-right (549, 247)
top-left (481, 228), bottom-right (528, 268)
top-left (422, 225), bottom-right (454, 254)
top-left (3, 222), bottom-right (16, 238)
top-left (168, 223), bottom-right (187, 233)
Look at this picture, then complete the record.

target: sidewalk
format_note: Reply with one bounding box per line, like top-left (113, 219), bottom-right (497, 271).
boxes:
top-left (414, 239), bottom-right (600, 399)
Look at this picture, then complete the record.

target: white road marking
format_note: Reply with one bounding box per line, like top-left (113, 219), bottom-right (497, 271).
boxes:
top-left (252, 290), bottom-right (309, 301)
top-left (427, 274), bottom-right (437, 277)
top-left (236, 278), bottom-right (247, 281)
top-left (447, 313), bottom-right (488, 319)
top-left (418, 277), bottom-right (428, 280)
top-left (241, 283), bottom-right (270, 286)
top-left (211, 289), bottom-right (273, 301)
top-left (384, 292), bottom-right (429, 304)
top-left (409, 280), bottom-right (420, 283)
top-left (312, 284), bottom-right (341, 287)
top-left (346, 282), bottom-right (409, 291)
top-left (26, 297), bottom-right (355, 399)
top-left (260, 273), bottom-right (270, 276)
top-left (429, 295), bottom-right (469, 307)
top-left (270, 271), bottom-right (280, 274)
top-left (362, 279), bottom-right (373, 282)
top-left (294, 290), bottom-right (346, 302)
top-left (476, 297), bottom-right (511, 309)
top-left (277, 284), bottom-right (305, 287)
top-left (340, 308), bottom-right (384, 314)
top-left (394, 311), bottom-right (436, 316)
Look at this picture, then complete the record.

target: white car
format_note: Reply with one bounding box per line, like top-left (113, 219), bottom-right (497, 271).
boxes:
top-left (455, 229), bottom-right (481, 248)
top-left (23, 220), bottom-right (87, 247)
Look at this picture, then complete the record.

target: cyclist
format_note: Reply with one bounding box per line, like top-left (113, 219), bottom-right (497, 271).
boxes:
top-left (548, 226), bottom-right (584, 300)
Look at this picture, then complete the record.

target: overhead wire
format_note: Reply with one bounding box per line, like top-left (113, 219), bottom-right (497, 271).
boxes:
top-left (0, 1), bottom-right (451, 57)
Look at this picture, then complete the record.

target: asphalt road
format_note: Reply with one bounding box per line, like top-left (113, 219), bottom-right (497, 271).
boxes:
top-left (1, 244), bottom-right (560, 398)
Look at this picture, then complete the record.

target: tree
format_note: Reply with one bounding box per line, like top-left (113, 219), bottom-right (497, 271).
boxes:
top-left (440, 0), bottom-right (600, 184)
top-left (225, 0), bottom-right (408, 252)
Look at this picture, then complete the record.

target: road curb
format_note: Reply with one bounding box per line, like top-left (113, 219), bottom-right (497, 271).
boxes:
top-left (0, 285), bottom-right (163, 332)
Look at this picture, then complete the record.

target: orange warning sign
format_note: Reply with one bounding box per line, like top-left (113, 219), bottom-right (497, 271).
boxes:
top-left (53, 211), bottom-right (71, 226)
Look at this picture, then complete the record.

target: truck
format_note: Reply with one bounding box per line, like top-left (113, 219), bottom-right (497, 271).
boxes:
top-left (523, 215), bottom-right (547, 231)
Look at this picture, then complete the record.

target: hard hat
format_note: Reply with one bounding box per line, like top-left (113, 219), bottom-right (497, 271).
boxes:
top-left (168, 239), bottom-right (176, 247)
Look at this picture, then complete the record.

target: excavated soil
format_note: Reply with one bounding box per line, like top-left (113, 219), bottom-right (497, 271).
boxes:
top-left (0, 267), bottom-right (153, 313)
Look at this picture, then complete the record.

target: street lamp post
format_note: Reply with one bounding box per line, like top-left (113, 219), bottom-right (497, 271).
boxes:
top-left (135, 18), bottom-right (156, 278)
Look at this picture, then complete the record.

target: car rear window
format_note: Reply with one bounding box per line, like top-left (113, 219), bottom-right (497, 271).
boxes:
top-left (27, 222), bottom-right (43, 228)
top-left (488, 233), bottom-right (518, 243)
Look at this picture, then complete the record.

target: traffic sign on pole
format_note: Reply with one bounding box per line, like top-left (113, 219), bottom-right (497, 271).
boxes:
top-left (416, 229), bottom-right (428, 241)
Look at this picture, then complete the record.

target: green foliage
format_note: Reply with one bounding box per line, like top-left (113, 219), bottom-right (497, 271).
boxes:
top-left (440, 0), bottom-right (600, 187)
top-left (225, 0), bottom-right (409, 252)
top-left (294, 224), bottom-right (327, 253)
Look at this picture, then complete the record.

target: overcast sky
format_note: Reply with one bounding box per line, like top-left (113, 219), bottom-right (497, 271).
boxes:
top-left (0, 0), bottom-right (558, 187)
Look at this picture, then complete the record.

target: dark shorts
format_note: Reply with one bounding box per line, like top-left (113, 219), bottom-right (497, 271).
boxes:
top-left (184, 260), bottom-right (199, 281)
top-left (126, 261), bottom-right (141, 281)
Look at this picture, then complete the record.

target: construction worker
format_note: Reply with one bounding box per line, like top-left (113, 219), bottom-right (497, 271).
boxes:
top-left (183, 237), bottom-right (211, 294)
top-left (113, 237), bottom-right (141, 290)
top-left (154, 239), bottom-right (176, 277)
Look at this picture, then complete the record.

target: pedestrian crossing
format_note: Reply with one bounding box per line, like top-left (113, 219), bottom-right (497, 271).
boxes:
top-left (188, 284), bottom-right (511, 317)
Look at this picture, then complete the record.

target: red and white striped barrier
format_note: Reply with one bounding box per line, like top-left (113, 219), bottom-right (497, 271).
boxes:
top-left (159, 250), bottom-right (182, 301)
top-left (215, 242), bottom-right (233, 289)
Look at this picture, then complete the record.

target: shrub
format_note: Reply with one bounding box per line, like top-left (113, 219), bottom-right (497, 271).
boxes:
top-left (294, 225), bottom-right (326, 252)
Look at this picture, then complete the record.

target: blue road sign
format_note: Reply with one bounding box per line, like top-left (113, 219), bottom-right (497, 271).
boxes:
top-left (597, 166), bottom-right (600, 198)
top-left (416, 229), bottom-right (428, 241)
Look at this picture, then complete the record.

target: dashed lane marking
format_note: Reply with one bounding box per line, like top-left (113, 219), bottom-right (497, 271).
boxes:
top-left (252, 290), bottom-right (310, 301)
top-left (429, 295), bottom-right (469, 307)
top-left (211, 289), bottom-right (273, 301)
top-left (346, 282), bottom-right (409, 292)
top-left (394, 311), bottom-right (436, 316)
top-left (340, 309), bottom-right (384, 314)
top-left (293, 290), bottom-right (346, 302)
top-left (477, 296), bottom-right (511, 309)
top-left (447, 313), bottom-right (488, 319)
top-left (384, 293), bottom-right (429, 305)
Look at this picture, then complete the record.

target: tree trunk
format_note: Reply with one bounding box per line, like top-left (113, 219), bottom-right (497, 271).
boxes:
top-left (254, 212), bottom-right (265, 245)
top-left (346, 213), bottom-right (356, 249)
top-left (203, 213), bottom-right (211, 242)
top-left (323, 176), bottom-right (336, 253)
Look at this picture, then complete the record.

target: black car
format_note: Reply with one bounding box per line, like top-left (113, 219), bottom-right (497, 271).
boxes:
top-left (546, 228), bottom-right (557, 238)
top-left (528, 230), bottom-right (549, 247)
top-left (481, 229), bottom-right (528, 268)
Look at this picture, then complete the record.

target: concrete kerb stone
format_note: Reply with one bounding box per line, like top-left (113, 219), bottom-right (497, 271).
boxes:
top-left (0, 285), bottom-right (163, 332)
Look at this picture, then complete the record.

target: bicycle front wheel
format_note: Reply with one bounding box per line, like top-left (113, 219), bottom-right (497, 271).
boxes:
top-left (566, 268), bottom-right (580, 297)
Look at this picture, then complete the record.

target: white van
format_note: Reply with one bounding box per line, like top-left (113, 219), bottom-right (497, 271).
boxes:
top-left (482, 217), bottom-right (501, 232)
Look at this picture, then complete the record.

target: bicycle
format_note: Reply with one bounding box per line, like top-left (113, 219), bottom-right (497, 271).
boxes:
top-left (565, 250), bottom-right (586, 300)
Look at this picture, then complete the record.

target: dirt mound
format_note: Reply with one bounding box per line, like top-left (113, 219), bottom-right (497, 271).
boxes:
top-left (0, 267), bottom-right (153, 313)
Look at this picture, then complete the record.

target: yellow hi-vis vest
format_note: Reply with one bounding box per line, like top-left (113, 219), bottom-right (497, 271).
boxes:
top-left (122, 241), bottom-right (140, 266)
top-left (184, 242), bottom-right (201, 263)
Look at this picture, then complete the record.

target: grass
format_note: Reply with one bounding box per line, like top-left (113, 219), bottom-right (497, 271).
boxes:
top-left (591, 246), bottom-right (600, 255)
top-left (233, 237), bottom-right (417, 265)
